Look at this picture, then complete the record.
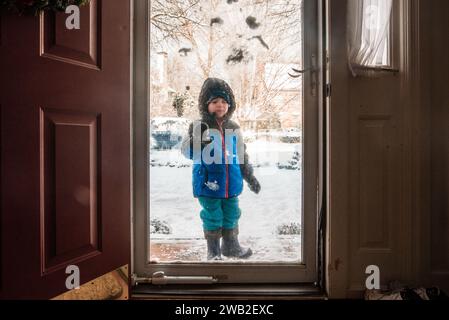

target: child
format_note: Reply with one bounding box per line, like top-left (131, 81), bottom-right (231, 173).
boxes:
top-left (181, 77), bottom-right (261, 260)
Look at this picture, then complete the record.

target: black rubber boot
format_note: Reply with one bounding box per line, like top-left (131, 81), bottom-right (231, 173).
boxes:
top-left (204, 229), bottom-right (222, 261)
top-left (221, 227), bottom-right (252, 259)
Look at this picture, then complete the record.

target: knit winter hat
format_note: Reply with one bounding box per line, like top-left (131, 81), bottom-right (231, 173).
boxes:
top-left (206, 87), bottom-right (231, 106)
top-left (198, 78), bottom-right (236, 120)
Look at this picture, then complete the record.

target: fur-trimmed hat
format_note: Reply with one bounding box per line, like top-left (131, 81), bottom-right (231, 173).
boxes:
top-left (198, 78), bottom-right (236, 120)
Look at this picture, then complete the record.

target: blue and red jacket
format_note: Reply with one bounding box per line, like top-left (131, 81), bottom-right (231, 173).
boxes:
top-left (181, 118), bottom-right (254, 199)
top-left (181, 78), bottom-right (257, 199)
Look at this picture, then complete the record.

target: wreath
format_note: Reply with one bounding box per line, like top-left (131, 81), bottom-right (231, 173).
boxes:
top-left (0, 0), bottom-right (90, 16)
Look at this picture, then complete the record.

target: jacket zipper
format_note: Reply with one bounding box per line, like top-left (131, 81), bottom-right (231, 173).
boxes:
top-left (217, 121), bottom-right (229, 198)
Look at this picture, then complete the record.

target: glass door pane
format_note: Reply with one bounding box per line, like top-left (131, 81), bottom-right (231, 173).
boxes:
top-left (144, 0), bottom-right (320, 283)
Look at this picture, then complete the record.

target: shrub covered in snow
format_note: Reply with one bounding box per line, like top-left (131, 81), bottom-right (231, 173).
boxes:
top-left (280, 135), bottom-right (301, 144)
top-left (150, 150), bottom-right (192, 168)
top-left (277, 151), bottom-right (301, 170)
top-left (150, 218), bottom-right (172, 235)
top-left (279, 128), bottom-right (302, 144)
top-left (276, 222), bottom-right (301, 235)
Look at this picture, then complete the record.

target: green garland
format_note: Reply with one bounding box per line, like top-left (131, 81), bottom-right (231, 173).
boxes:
top-left (0, 0), bottom-right (90, 16)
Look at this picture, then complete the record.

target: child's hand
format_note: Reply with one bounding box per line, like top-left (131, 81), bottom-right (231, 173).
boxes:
top-left (248, 176), bottom-right (261, 194)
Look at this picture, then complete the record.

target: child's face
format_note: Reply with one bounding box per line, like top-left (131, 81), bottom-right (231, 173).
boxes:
top-left (207, 97), bottom-right (229, 119)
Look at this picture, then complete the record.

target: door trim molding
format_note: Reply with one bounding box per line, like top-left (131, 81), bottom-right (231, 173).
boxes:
top-left (131, 0), bottom-right (150, 278)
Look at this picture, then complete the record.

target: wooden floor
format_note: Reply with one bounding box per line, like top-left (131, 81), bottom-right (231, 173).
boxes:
top-left (53, 266), bottom-right (129, 300)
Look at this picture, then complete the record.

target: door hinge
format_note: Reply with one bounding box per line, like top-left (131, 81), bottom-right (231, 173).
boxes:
top-left (132, 272), bottom-right (219, 286)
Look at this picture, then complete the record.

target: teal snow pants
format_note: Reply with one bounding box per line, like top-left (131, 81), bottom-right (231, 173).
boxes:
top-left (198, 196), bottom-right (241, 231)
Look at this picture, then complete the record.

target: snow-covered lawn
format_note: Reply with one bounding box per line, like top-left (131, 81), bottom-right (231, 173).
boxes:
top-left (149, 140), bottom-right (302, 263)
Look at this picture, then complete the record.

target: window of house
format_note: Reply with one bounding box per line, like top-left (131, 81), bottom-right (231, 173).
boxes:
top-left (347, 0), bottom-right (396, 75)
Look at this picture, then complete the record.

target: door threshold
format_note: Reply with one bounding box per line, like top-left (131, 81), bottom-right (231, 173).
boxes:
top-left (132, 283), bottom-right (325, 299)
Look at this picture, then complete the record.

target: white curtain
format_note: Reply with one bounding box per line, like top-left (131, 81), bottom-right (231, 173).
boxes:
top-left (347, 0), bottom-right (393, 76)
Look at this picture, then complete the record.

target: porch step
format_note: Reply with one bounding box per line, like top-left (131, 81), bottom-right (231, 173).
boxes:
top-left (149, 236), bottom-right (301, 263)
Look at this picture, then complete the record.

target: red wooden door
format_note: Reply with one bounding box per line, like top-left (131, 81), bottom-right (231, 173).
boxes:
top-left (0, 0), bottom-right (131, 299)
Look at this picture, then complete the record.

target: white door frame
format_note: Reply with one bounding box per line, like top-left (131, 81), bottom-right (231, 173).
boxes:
top-left (132, 0), bottom-right (323, 285)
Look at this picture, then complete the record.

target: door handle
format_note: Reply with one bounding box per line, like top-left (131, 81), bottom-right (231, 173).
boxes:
top-left (288, 67), bottom-right (317, 76)
top-left (289, 54), bottom-right (318, 97)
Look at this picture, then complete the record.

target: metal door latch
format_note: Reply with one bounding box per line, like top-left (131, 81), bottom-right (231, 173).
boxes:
top-left (132, 272), bottom-right (219, 286)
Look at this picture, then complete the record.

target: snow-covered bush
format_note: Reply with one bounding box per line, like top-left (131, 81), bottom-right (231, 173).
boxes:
top-left (150, 150), bottom-right (192, 168)
top-left (276, 222), bottom-right (301, 235)
top-left (150, 218), bottom-right (172, 235)
top-left (242, 130), bottom-right (257, 143)
top-left (279, 135), bottom-right (301, 144)
top-left (279, 128), bottom-right (302, 144)
top-left (277, 151), bottom-right (301, 170)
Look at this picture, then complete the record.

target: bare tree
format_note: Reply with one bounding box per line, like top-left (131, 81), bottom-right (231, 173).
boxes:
top-left (230, 0), bottom-right (303, 124)
top-left (150, 0), bottom-right (204, 50)
top-left (151, 0), bottom-right (304, 128)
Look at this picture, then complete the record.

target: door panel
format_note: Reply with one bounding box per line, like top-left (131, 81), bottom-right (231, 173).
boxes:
top-left (0, 1), bottom-right (130, 299)
top-left (41, 109), bottom-right (102, 274)
top-left (41, 0), bottom-right (101, 69)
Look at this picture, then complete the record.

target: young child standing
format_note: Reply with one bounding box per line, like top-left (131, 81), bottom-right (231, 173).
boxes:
top-left (181, 78), bottom-right (261, 260)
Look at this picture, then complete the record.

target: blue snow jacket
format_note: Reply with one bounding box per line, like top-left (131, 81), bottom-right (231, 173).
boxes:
top-left (181, 119), bottom-right (247, 198)
top-left (180, 78), bottom-right (257, 199)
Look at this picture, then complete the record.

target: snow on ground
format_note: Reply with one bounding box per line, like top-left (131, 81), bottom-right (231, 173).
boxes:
top-left (149, 140), bottom-right (302, 263)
